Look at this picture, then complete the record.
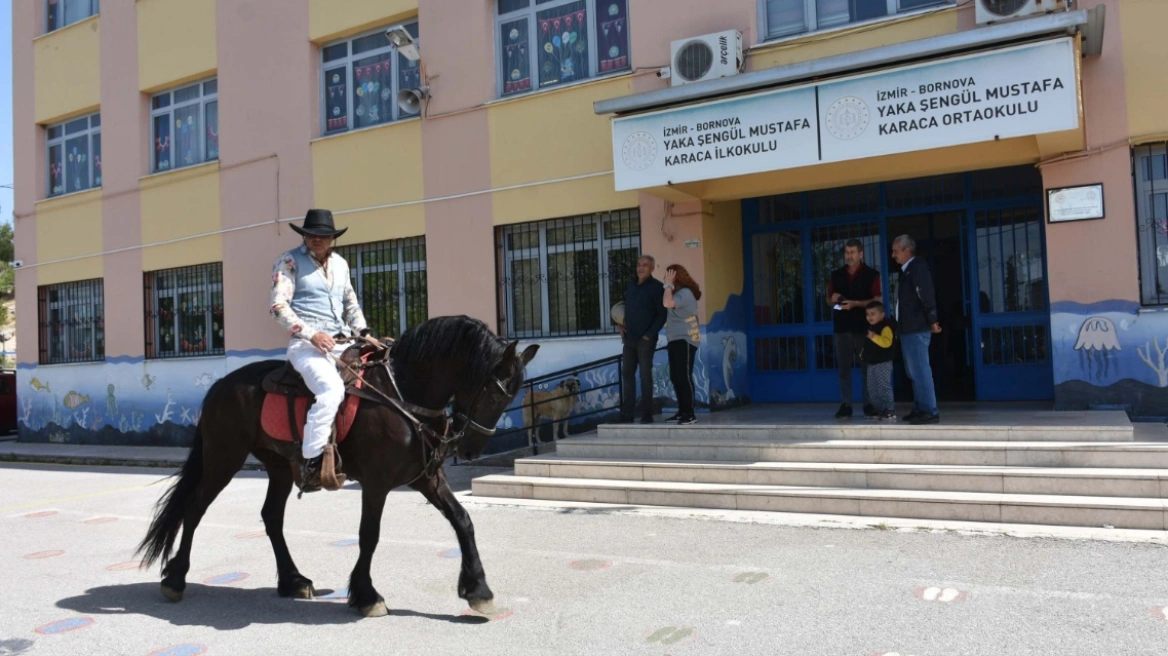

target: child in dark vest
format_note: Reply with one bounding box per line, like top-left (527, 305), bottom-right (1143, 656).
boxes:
top-left (862, 301), bottom-right (897, 420)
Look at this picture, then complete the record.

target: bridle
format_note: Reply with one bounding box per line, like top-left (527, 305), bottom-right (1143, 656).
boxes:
top-left (329, 337), bottom-right (513, 484)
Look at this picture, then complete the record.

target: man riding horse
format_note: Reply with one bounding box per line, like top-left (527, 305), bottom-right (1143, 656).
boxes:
top-left (270, 208), bottom-right (370, 494)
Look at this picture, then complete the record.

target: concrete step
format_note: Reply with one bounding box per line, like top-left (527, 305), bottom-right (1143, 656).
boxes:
top-left (514, 456), bottom-right (1168, 498)
top-left (597, 411), bottom-right (1134, 443)
top-left (557, 437), bottom-right (1168, 468)
top-left (471, 474), bottom-right (1168, 530)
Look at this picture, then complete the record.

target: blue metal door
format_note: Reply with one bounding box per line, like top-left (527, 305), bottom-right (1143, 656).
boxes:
top-left (743, 166), bottom-right (1052, 403)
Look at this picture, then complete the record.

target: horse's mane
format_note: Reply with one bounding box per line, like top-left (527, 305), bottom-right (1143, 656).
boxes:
top-left (391, 315), bottom-right (509, 389)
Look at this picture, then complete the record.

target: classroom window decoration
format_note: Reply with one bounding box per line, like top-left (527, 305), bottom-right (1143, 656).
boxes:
top-left (497, 0), bottom-right (629, 97)
top-left (144, 263), bottom-right (226, 360)
top-left (46, 113), bottom-right (100, 198)
top-left (38, 278), bottom-right (105, 365)
top-left (150, 80), bottom-right (219, 174)
top-left (321, 22), bottom-right (421, 135)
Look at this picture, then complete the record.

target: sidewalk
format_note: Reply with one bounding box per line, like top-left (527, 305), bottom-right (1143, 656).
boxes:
top-left (0, 441), bottom-right (264, 470)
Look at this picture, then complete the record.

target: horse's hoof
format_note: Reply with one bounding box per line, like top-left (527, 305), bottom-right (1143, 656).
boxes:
top-left (161, 584), bottom-right (183, 603)
top-left (280, 584), bottom-right (315, 599)
top-left (359, 600), bottom-right (389, 618)
top-left (469, 599), bottom-right (498, 616)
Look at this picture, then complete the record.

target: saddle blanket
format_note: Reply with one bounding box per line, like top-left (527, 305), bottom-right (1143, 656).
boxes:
top-left (260, 393), bottom-right (361, 443)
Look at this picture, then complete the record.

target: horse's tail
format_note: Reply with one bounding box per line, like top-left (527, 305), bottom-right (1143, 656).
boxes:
top-left (136, 426), bottom-right (204, 571)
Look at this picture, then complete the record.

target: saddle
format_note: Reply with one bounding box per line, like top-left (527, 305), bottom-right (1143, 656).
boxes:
top-left (261, 344), bottom-right (368, 398)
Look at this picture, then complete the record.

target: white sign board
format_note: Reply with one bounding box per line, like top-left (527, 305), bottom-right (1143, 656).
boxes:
top-left (611, 38), bottom-right (1080, 191)
top-left (1047, 183), bottom-right (1105, 223)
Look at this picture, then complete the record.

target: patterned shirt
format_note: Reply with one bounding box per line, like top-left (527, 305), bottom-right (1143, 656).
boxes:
top-left (270, 244), bottom-right (367, 340)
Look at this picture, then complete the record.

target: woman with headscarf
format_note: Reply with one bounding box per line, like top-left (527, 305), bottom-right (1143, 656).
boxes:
top-left (662, 264), bottom-right (702, 425)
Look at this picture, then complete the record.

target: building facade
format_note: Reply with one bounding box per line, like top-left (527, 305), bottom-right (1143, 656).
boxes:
top-left (12, 0), bottom-right (1168, 449)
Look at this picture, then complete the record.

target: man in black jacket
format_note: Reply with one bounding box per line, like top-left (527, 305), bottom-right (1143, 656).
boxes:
top-left (619, 255), bottom-right (667, 423)
top-left (892, 235), bottom-right (942, 425)
top-left (827, 238), bottom-right (882, 419)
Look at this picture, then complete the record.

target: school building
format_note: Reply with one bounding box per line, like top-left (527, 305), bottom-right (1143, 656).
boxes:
top-left (11, 0), bottom-right (1168, 447)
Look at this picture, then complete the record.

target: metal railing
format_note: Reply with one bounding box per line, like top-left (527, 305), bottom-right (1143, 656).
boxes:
top-left (488, 344), bottom-right (668, 455)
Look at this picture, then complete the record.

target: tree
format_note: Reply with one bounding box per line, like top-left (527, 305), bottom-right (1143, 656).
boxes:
top-left (0, 223), bottom-right (13, 264)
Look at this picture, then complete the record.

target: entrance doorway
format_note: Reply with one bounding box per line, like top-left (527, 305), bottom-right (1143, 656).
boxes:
top-left (743, 166), bottom-right (1053, 404)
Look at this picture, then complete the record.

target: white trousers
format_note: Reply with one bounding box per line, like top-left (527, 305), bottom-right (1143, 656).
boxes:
top-left (286, 339), bottom-right (349, 459)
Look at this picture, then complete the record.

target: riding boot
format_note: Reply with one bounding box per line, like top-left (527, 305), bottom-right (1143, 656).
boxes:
top-left (301, 455), bottom-right (324, 494)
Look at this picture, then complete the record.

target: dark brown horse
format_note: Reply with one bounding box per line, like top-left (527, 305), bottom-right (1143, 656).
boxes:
top-left (135, 315), bottom-right (538, 617)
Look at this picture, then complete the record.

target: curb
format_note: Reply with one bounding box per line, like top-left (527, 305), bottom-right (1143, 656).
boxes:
top-left (0, 452), bottom-right (266, 471)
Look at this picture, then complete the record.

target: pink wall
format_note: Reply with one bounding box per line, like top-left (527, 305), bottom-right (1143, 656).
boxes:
top-left (216, 0), bottom-right (315, 352)
top-left (1042, 0), bottom-right (1137, 304)
top-left (418, 0), bottom-right (496, 323)
top-left (13, 0), bottom-right (39, 364)
top-left (100, 0), bottom-right (146, 358)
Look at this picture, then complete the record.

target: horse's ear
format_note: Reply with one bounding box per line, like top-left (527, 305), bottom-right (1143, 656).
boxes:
top-left (502, 340), bottom-right (519, 362)
top-left (520, 344), bottom-right (539, 366)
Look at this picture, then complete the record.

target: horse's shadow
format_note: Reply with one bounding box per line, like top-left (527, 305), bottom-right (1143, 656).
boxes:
top-left (55, 583), bottom-right (488, 630)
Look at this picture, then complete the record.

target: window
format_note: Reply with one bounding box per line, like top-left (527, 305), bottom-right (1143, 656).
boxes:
top-left (496, 0), bottom-right (630, 97)
top-left (1135, 143), bottom-right (1168, 306)
top-left (763, 0), bottom-right (952, 40)
top-left (321, 22), bottom-right (421, 136)
top-left (37, 279), bottom-right (104, 365)
top-left (47, 0), bottom-right (98, 32)
top-left (497, 209), bottom-right (641, 338)
top-left (150, 79), bottom-right (219, 173)
top-left (335, 237), bottom-right (429, 338)
top-left (46, 112), bottom-right (101, 198)
top-left (144, 263), bottom-right (225, 359)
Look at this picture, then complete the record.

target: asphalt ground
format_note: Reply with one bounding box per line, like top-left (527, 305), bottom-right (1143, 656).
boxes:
top-left (3, 461), bottom-right (1168, 656)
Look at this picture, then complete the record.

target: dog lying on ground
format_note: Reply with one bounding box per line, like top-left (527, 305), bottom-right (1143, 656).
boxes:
top-left (525, 377), bottom-right (581, 444)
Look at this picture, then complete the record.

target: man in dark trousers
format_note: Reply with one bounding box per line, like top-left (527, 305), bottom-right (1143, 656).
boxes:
top-left (891, 234), bottom-right (942, 425)
top-left (827, 238), bottom-right (882, 419)
top-left (619, 254), bottom-right (667, 423)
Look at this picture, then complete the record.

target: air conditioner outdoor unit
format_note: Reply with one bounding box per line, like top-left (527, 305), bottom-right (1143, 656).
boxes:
top-left (669, 30), bottom-right (743, 87)
top-left (976, 0), bottom-right (1066, 26)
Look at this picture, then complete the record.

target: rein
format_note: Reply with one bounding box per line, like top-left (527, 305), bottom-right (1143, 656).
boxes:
top-left (325, 336), bottom-right (502, 485)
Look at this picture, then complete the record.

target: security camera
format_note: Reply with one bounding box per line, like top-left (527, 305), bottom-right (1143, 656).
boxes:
top-left (656, 67), bottom-right (671, 79)
top-left (10, 260), bottom-right (22, 268)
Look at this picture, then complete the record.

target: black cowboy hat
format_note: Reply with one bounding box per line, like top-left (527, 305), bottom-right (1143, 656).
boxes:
top-left (290, 209), bottom-right (347, 239)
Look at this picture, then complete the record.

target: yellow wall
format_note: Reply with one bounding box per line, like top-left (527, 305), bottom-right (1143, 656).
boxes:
top-left (1120, 0), bottom-right (1168, 142)
top-left (34, 190), bottom-right (104, 285)
top-left (489, 77), bottom-right (640, 224)
top-left (701, 201), bottom-right (743, 321)
top-left (34, 16), bottom-right (101, 123)
top-left (750, 8), bottom-right (957, 71)
top-left (311, 121), bottom-right (426, 242)
top-left (139, 163), bottom-right (223, 270)
top-left (137, 0), bottom-right (217, 92)
top-left (310, 0), bottom-right (417, 42)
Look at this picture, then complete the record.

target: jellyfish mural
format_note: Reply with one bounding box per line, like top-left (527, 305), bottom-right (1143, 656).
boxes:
top-left (1073, 316), bottom-right (1121, 381)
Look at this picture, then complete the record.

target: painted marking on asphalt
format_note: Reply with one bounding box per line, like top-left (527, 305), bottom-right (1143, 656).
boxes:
top-left (0, 481), bottom-right (158, 513)
top-left (83, 516), bottom-right (118, 525)
top-left (107, 560), bottom-right (146, 572)
top-left (726, 620), bottom-right (742, 626)
top-left (439, 548), bottom-right (462, 559)
top-left (569, 559), bottom-right (613, 571)
top-left (914, 587), bottom-right (967, 603)
top-left (234, 529), bottom-right (267, 540)
top-left (22, 510), bottom-right (58, 518)
top-left (645, 626), bottom-right (696, 646)
top-left (204, 572), bottom-right (249, 586)
top-left (36, 617), bottom-right (94, 635)
top-left (868, 652), bottom-right (919, 656)
top-left (730, 571), bottom-right (770, 584)
top-left (330, 539), bottom-right (359, 547)
top-left (1152, 606), bottom-right (1168, 621)
top-left (149, 645), bottom-right (208, 656)
top-left (23, 550), bottom-right (65, 559)
top-left (461, 606), bottom-right (513, 621)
